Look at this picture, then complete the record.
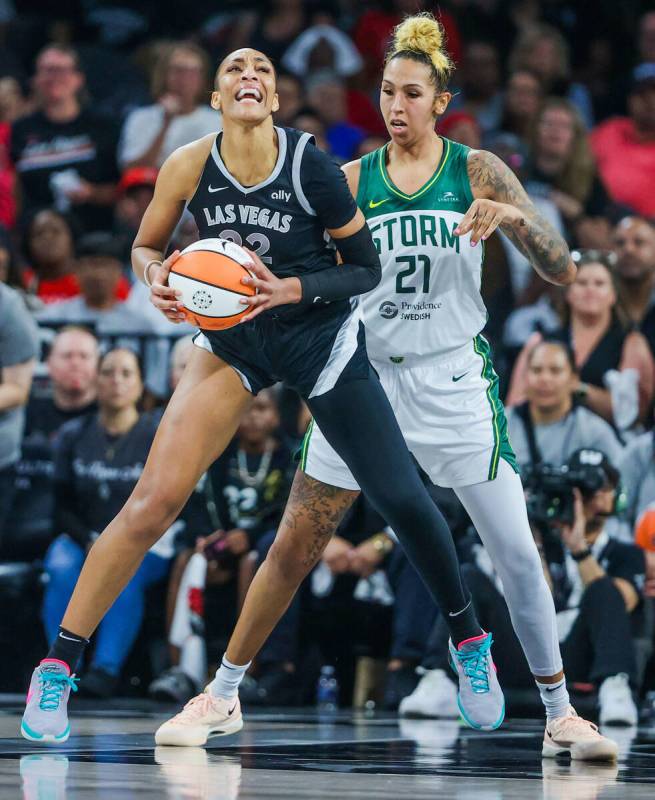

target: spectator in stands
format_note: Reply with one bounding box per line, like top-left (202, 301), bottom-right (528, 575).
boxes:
top-left (0, 76), bottom-right (29, 124)
top-left (526, 99), bottom-right (612, 248)
top-left (306, 71), bottom-right (364, 161)
top-left (506, 340), bottom-right (623, 470)
top-left (36, 231), bottom-right (168, 396)
top-left (10, 44), bottom-right (119, 232)
top-left (42, 347), bottom-right (174, 697)
top-left (613, 217), bottom-right (655, 359)
top-left (507, 252), bottom-right (654, 430)
top-left (22, 209), bottom-right (80, 304)
top-left (0, 224), bottom-right (24, 292)
top-left (508, 24), bottom-right (593, 127)
top-left (497, 69), bottom-right (543, 147)
top-left (449, 40), bottom-right (503, 136)
top-left (439, 111), bottom-right (481, 150)
top-left (292, 111), bottom-right (329, 153)
top-left (591, 65), bottom-right (655, 218)
top-left (113, 166), bottom-right (157, 263)
top-left (402, 449), bottom-right (645, 727)
top-left (168, 335), bottom-right (193, 395)
top-left (621, 427), bottom-right (655, 533)
top-left (0, 108), bottom-right (14, 229)
top-left (118, 42), bottom-right (218, 171)
top-left (281, 18), bottom-right (363, 80)
top-left (273, 73), bottom-right (304, 127)
top-left (639, 12), bottom-right (655, 64)
top-left (10, 327), bottom-right (99, 559)
top-left (149, 388), bottom-right (295, 703)
top-left (0, 281), bottom-right (39, 540)
top-left (241, 0), bottom-right (307, 65)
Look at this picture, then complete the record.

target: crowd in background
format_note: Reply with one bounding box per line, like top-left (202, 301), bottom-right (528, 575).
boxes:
top-left (2, 0), bottom-right (655, 723)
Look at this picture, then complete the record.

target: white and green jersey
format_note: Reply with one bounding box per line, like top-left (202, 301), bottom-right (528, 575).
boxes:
top-left (357, 137), bottom-right (485, 362)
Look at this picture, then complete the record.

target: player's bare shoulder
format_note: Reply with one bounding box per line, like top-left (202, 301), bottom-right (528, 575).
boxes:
top-left (157, 134), bottom-right (217, 202)
top-left (341, 159), bottom-right (362, 198)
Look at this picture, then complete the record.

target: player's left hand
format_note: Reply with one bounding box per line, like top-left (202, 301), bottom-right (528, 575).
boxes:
top-left (454, 200), bottom-right (524, 246)
top-left (239, 249), bottom-right (302, 323)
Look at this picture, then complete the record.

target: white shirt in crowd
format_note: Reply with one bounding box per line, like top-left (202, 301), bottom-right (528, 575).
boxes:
top-left (118, 104), bottom-right (221, 168)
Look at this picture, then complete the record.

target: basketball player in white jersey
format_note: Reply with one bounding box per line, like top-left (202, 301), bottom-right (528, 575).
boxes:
top-left (169, 14), bottom-right (617, 761)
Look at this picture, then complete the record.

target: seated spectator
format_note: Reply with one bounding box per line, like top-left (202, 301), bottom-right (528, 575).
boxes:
top-left (42, 348), bottom-right (174, 697)
top-left (306, 71), bottom-right (365, 161)
top-left (0, 282), bottom-right (39, 540)
top-left (36, 232), bottom-right (166, 396)
top-left (591, 65), bottom-right (655, 218)
top-left (113, 167), bottom-right (157, 264)
top-left (439, 111), bottom-right (481, 150)
top-left (273, 73), bottom-right (304, 127)
top-left (613, 217), bottom-right (655, 356)
top-left (448, 40), bottom-right (503, 136)
top-left (506, 340), bottom-right (624, 470)
top-left (149, 388), bottom-right (295, 703)
top-left (507, 251), bottom-right (654, 431)
top-left (497, 69), bottom-right (543, 147)
top-left (402, 449), bottom-right (644, 727)
top-left (526, 99), bottom-right (613, 249)
top-left (9, 327), bottom-right (99, 559)
top-left (292, 111), bottom-right (329, 154)
top-left (0, 224), bottom-right (38, 311)
top-left (10, 44), bottom-right (119, 232)
top-left (22, 209), bottom-right (81, 304)
top-left (508, 24), bottom-right (593, 127)
top-left (242, 0), bottom-right (307, 66)
top-left (118, 42), bottom-right (219, 171)
top-left (281, 22), bottom-right (363, 80)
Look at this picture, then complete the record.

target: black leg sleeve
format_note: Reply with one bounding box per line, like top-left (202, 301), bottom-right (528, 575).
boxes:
top-left (307, 373), bottom-right (480, 644)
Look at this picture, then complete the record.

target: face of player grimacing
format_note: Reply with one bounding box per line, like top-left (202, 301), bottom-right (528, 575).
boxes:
top-left (380, 58), bottom-right (450, 146)
top-left (212, 50), bottom-right (279, 125)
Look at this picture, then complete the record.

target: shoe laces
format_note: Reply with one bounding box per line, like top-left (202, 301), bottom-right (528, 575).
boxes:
top-left (552, 708), bottom-right (600, 739)
top-left (175, 692), bottom-right (218, 723)
top-left (455, 635), bottom-right (492, 694)
top-left (38, 671), bottom-right (78, 711)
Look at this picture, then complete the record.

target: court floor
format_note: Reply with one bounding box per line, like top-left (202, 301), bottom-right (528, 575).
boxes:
top-left (1, 698), bottom-right (654, 799)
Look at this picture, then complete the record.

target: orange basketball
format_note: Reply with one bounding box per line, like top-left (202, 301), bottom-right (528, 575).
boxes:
top-left (168, 238), bottom-right (256, 330)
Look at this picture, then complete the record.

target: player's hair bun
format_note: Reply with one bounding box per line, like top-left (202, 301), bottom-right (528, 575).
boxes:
top-left (389, 12), bottom-right (454, 85)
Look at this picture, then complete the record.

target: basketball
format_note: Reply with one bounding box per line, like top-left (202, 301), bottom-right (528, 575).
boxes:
top-left (168, 238), bottom-right (256, 330)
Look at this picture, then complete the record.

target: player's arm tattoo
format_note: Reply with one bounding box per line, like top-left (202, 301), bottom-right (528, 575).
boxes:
top-left (280, 470), bottom-right (358, 567)
top-left (467, 149), bottom-right (575, 285)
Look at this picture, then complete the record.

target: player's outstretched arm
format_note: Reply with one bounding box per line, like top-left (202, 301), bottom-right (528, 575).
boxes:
top-left (461, 149), bottom-right (576, 286)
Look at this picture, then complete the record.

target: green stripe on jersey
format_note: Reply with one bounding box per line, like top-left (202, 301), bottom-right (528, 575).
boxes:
top-left (299, 419), bottom-right (315, 471)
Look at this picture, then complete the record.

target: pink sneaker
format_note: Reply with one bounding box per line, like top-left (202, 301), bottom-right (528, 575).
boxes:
top-left (155, 692), bottom-right (243, 747)
top-left (543, 706), bottom-right (618, 761)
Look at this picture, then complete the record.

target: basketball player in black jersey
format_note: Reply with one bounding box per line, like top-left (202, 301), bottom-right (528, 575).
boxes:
top-left (22, 48), bottom-right (491, 746)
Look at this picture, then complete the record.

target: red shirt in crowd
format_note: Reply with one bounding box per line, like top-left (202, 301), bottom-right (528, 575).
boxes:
top-left (590, 117), bottom-right (655, 217)
top-left (23, 268), bottom-right (131, 304)
top-left (0, 122), bottom-right (16, 229)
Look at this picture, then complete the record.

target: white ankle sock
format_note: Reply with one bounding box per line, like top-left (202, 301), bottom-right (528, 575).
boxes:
top-left (208, 655), bottom-right (251, 699)
top-left (536, 678), bottom-right (570, 722)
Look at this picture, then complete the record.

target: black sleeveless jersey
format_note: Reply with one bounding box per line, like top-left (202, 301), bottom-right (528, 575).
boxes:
top-left (186, 126), bottom-right (357, 281)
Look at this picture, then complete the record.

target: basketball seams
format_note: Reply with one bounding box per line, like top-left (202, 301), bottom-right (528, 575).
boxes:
top-left (169, 267), bottom-right (252, 298)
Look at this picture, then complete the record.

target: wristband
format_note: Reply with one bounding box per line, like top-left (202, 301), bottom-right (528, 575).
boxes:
top-left (143, 259), bottom-right (162, 287)
top-left (571, 547), bottom-right (592, 562)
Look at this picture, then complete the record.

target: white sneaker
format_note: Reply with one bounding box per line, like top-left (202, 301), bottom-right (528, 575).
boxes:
top-left (398, 669), bottom-right (459, 719)
top-left (598, 673), bottom-right (638, 726)
top-left (543, 706), bottom-right (618, 761)
top-left (155, 692), bottom-right (243, 747)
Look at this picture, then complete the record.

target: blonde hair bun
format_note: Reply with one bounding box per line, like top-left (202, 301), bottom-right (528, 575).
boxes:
top-left (390, 12), bottom-right (453, 78)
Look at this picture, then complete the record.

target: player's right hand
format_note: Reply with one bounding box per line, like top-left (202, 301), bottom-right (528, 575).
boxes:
top-left (149, 250), bottom-right (186, 323)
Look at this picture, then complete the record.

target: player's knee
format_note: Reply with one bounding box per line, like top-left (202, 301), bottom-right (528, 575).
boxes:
top-left (122, 488), bottom-right (183, 547)
top-left (266, 536), bottom-right (313, 586)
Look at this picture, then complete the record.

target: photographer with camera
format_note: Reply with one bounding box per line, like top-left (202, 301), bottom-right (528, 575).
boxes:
top-left (506, 340), bottom-right (623, 471)
top-left (536, 449), bottom-right (646, 726)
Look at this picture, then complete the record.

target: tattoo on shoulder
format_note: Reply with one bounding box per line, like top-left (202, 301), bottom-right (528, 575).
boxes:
top-left (467, 150), bottom-right (572, 283)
